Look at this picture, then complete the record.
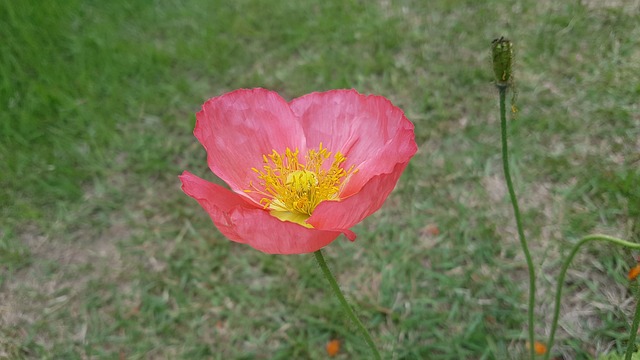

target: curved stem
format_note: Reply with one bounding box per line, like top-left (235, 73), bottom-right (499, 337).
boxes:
top-left (499, 86), bottom-right (537, 359)
top-left (544, 234), bottom-right (640, 360)
top-left (314, 250), bottom-right (381, 360)
top-left (625, 287), bottom-right (640, 360)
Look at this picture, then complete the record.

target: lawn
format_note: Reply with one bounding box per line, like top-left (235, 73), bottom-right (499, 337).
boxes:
top-left (1, 0), bottom-right (639, 359)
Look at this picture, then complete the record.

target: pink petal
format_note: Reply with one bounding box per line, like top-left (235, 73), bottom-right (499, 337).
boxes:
top-left (307, 162), bottom-right (408, 231)
top-left (180, 171), bottom-right (354, 254)
top-left (195, 89), bottom-right (307, 205)
top-left (289, 89), bottom-right (417, 196)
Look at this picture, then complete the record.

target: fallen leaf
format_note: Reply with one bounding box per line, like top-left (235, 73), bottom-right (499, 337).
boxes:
top-left (326, 339), bottom-right (340, 357)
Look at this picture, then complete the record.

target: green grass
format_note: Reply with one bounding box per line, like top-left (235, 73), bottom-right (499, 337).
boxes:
top-left (1, 0), bottom-right (639, 359)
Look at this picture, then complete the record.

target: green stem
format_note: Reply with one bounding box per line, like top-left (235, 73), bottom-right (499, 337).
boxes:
top-left (626, 286), bottom-right (640, 360)
top-left (314, 249), bottom-right (381, 360)
top-left (544, 234), bottom-right (640, 360)
top-left (499, 86), bottom-right (537, 359)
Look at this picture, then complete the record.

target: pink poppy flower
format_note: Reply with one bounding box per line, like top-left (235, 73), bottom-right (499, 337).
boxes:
top-left (180, 88), bottom-right (417, 254)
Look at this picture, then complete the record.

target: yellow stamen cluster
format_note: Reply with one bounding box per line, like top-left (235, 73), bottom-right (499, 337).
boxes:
top-left (246, 144), bottom-right (356, 225)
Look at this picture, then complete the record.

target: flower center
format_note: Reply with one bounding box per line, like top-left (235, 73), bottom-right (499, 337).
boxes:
top-left (246, 144), bottom-right (356, 226)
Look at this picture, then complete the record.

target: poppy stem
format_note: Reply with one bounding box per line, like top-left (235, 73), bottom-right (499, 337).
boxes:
top-left (625, 285), bottom-right (640, 360)
top-left (498, 85), bottom-right (537, 359)
top-left (544, 234), bottom-right (640, 360)
top-left (314, 249), bottom-right (381, 360)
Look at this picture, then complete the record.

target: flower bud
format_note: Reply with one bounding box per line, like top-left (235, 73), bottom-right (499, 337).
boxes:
top-left (492, 36), bottom-right (513, 88)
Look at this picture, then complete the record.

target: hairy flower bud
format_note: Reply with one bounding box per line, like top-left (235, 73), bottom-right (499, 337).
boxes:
top-left (492, 36), bottom-right (513, 88)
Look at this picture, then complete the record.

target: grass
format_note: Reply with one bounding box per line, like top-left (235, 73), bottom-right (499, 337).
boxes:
top-left (1, 0), bottom-right (639, 359)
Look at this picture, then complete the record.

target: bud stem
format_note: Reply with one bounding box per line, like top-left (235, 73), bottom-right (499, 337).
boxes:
top-left (498, 86), bottom-right (537, 359)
